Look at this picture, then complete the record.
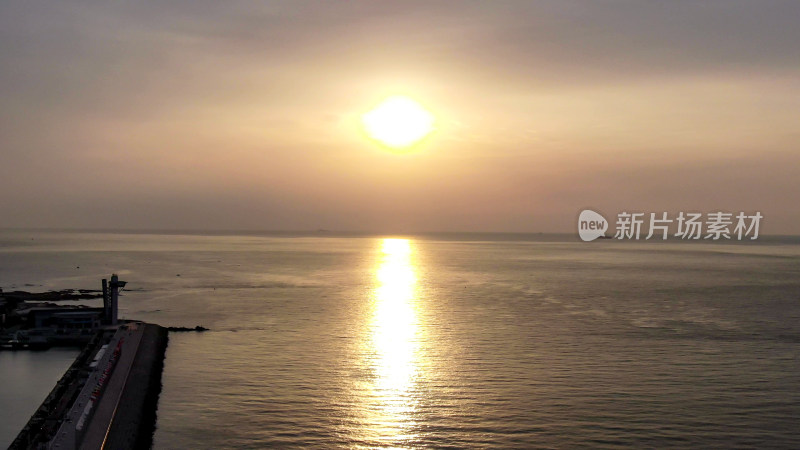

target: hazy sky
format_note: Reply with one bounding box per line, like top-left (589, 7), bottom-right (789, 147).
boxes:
top-left (1, 1), bottom-right (798, 233)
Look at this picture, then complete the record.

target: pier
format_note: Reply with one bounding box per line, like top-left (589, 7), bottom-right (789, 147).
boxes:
top-left (5, 276), bottom-right (169, 450)
top-left (9, 323), bottom-right (167, 450)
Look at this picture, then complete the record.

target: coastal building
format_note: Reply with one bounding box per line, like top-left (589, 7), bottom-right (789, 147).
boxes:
top-left (23, 308), bottom-right (104, 330)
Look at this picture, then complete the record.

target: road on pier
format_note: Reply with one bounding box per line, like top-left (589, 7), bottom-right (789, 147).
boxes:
top-left (79, 324), bottom-right (144, 450)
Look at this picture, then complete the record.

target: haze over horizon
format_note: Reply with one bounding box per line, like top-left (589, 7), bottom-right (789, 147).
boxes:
top-left (2, 1), bottom-right (799, 234)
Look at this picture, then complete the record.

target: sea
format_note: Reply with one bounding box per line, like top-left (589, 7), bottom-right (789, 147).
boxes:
top-left (1, 230), bottom-right (799, 448)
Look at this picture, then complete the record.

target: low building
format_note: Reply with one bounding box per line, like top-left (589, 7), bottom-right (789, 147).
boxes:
top-left (23, 307), bottom-right (104, 330)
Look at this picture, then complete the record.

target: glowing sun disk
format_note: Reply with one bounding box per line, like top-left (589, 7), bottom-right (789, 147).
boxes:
top-left (362, 96), bottom-right (434, 149)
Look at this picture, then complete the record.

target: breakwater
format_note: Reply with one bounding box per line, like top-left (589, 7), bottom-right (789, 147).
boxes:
top-left (100, 324), bottom-right (168, 450)
top-left (9, 323), bottom-right (168, 450)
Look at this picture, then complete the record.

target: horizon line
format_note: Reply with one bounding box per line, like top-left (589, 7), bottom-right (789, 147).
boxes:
top-left (1, 227), bottom-right (799, 240)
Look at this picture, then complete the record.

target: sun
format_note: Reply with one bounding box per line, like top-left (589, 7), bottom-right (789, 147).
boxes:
top-left (361, 96), bottom-right (435, 150)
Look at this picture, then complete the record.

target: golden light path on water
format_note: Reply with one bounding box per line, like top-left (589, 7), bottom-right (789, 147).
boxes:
top-left (367, 238), bottom-right (421, 445)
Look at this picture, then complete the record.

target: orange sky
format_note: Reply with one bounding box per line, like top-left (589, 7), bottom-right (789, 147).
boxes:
top-left (1, 2), bottom-right (798, 233)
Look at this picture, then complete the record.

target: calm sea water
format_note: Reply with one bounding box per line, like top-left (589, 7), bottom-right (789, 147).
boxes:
top-left (0, 348), bottom-right (79, 447)
top-left (1, 230), bottom-right (799, 448)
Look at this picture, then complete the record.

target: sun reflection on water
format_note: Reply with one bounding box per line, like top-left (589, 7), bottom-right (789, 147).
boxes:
top-left (368, 238), bottom-right (421, 444)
